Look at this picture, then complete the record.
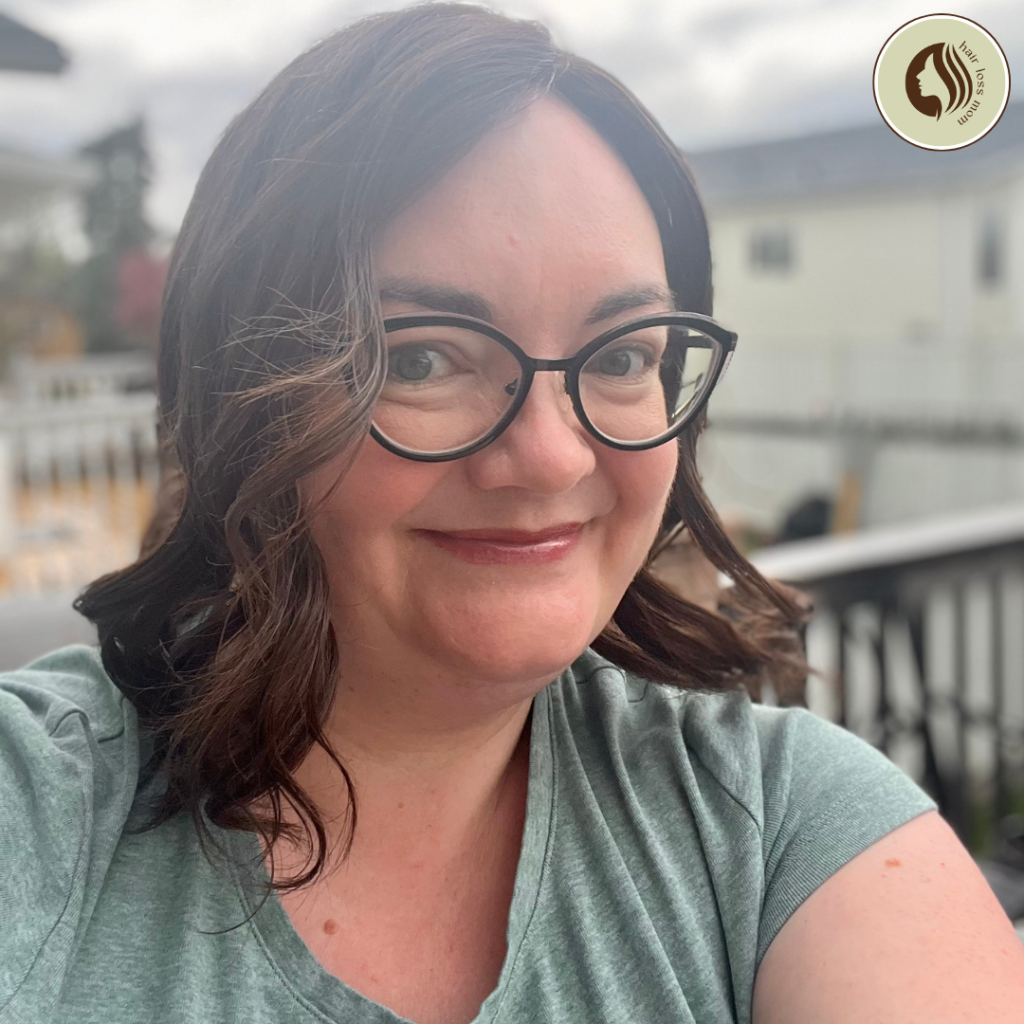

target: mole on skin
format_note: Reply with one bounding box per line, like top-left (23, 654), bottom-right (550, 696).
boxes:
top-left (885, 858), bottom-right (902, 868)
top-left (323, 919), bottom-right (339, 936)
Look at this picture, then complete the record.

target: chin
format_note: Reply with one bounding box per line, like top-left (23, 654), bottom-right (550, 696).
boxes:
top-left (420, 591), bottom-right (606, 685)
top-left (443, 640), bottom-right (590, 690)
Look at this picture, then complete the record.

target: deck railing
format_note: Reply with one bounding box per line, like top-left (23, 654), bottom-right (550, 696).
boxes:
top-left (0, 385), bottom-right (158, 594)
top-left (750, 505), bottom-right (1024, 850)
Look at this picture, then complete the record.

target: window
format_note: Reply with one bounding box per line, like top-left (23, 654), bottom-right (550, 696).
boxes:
top-left (977, 214), bottom-right (1004, 288)
top-left (748, 226), bottom-right (793, 273)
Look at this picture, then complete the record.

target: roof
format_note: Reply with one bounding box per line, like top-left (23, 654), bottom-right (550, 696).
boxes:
top-left (0, 146), bottom-right (95, 223)
top-left (0, 146), bottom-right (94, 190)
top-left (687, 101), bottom-right (1024, 207)
top-left (0, 12), bottom-right (67, 74)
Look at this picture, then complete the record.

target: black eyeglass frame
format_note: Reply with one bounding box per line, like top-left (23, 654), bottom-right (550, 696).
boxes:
top-left (370, 311), bottom-right (738, 462)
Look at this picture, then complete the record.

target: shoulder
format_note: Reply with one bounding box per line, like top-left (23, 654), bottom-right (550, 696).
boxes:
top-left (1, 643), bottom-right (134, 744)
top-left (0, 644), bottom-right (138, 802)
top-left (561, 649), bottom-right (932, 815)
top-left (556, 651), bottom-right (935, 959)
top-left (753, 810), bottom-right (1024, 1022)
top-left (0, 644), bottom-right (141, 1017)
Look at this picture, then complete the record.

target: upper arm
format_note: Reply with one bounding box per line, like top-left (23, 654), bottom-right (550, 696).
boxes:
top-left (753, 810), bottom-right (1024, 1023)
top-left (0, 648), bottom-right (136, 1017)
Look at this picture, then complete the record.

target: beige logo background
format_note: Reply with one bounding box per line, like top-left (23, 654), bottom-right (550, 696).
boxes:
top-left (874, 14), bottom-right (1010, 151)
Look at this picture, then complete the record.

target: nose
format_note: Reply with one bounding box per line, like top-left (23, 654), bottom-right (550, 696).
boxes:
top-left (465, 371), bottom-right (597, 494)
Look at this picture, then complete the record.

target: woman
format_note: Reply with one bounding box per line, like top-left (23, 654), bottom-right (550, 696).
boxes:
top-left (907, 41), bottom-right (974, 121)
top-left (2, 6), bottom-right (1022, 1024)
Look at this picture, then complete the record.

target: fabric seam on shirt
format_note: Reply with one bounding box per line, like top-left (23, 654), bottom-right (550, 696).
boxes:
top-left (684, 728), bottom-right (764, 837)
top-left (230, 870), bottom-right (351, 1024)
top-left (485, 680), bottom-right (561, 1023)
top-left (2, 681), bottom-right (130, 1014)
top-left (47, 702), bottom-right (127, 746)
top-left (0, 790), bottom-right (89, 1018)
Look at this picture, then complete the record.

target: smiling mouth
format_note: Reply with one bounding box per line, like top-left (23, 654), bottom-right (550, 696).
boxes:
top-left (416, 522), bottom-right (586, 565)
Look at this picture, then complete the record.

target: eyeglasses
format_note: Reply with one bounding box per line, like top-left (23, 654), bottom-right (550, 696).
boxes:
top-left (369, 311), bottom-right (737, 462)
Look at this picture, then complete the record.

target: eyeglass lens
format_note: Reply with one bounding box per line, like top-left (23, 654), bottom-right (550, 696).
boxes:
top-left (372, 323), bottom-right (716, 456)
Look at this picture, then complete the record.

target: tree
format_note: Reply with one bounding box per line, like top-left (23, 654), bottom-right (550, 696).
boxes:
top-left (0, 239), bottom-right (80, 365)
top-left (76, 118), bottom-right (165, 351)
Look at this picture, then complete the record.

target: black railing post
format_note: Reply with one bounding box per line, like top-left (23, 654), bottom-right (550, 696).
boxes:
top-left (907, 602), bottom-right (950, 817)
top-left (837, 604), bottom-right (850, 731)
top-left (955, 582), bottom-right (971, 844)
top-left (992, 574), bottom-right (1008, 825)
top-left (874, 603), bottom-right (892, 757)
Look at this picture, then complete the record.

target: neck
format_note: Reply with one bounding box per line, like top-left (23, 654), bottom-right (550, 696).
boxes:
top-left (271, 658), bottom-right (538, 875)
top-left (297, 691), bottom-right (533, 823)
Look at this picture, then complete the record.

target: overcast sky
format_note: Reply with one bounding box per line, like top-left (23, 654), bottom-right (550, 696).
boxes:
top-left (3, 0), bottom-right (1021, 233)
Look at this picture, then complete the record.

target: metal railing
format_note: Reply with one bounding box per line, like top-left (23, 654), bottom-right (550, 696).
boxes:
top-left (751, 505), bottom-right (1024, 850)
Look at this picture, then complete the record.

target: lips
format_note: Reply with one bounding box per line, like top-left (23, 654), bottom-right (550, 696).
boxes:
top-left (433, 523), bottom-right (584, 543)
top-left (416, 522), bottom-right (585, 565)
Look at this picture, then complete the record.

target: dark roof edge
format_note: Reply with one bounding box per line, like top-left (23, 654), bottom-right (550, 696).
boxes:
top-left (0, 12), bottom-right (68, 75)
top-left (684, 101), bottom-right (1024, 206)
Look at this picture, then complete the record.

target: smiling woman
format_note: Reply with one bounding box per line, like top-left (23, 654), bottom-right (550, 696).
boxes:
top-left (2, 5), bottom-right (1023, 1024)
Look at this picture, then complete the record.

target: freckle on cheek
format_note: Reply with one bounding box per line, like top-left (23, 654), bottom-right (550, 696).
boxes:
top-left (885, 858), bottom-right (902, 868)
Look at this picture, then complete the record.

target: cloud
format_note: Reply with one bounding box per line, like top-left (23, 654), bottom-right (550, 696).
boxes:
top-left (1, 0), bottom-right (1021, 233)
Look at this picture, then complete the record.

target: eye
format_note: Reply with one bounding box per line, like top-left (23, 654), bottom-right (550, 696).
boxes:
top-left (592, 345), bottom-right (652, 378)
top-left (386, 344), bottom-right (453, 383)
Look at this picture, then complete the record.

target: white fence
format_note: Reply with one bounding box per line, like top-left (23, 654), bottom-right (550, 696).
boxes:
top-left (0, 390), bottom-right (159, 594)
top-left (8, 352), bottom-right (155, 403)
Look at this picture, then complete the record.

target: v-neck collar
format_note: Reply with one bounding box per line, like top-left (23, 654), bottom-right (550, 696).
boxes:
top-left (225, 682), bottom-right (557, 1024)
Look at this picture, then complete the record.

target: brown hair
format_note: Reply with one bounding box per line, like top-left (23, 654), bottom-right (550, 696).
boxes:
top-left (906, 42), bottom-right (974, 120)
top-left (76, 2), bottom-right (807, 892)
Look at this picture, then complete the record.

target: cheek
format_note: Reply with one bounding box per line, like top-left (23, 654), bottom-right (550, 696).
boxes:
top-left (302, 440), bottom-right (445, 565)
top-left (605, 442), bottom-right (678, 542)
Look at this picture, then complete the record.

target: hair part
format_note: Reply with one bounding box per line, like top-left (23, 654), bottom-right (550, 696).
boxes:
top-left (76, 2), bottom-right (807, 894)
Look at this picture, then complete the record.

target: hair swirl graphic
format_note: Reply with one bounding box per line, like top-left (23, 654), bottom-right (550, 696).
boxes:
top-left (905, 42), bottom-right (974, 120)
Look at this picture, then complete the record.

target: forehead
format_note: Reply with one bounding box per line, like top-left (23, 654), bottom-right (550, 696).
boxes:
top-left (373, 97), bottom-right (667, 323)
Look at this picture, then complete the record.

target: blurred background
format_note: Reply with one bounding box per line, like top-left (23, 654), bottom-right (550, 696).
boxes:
top-left (2, 0), bottom-right (1024, 905)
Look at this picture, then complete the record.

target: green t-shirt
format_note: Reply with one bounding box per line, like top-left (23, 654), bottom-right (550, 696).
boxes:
top-left (1, 644), bottom-right (934, 1024)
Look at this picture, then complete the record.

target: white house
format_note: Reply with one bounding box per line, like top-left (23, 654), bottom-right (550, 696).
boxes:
top-left (0, 13), bottom-right (93, 247)
top-left (0, 145), bottom-right (93, 243)
top-left (688, 101), bottom-right (1024, 533)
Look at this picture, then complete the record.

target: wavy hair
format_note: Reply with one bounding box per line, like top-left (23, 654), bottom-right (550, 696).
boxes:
top-left (75, 3), bottom-right (808, 892)
top-left (906, 41), bottom-right (974, 120)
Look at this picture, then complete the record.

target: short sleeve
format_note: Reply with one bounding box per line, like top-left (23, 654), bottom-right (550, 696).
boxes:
top-left (0, 645), bottom-right (139, 1020)
top-left (752, 706), bottom-right (937, 966)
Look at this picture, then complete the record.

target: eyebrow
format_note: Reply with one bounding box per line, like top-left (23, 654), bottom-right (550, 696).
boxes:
top-left (378, 278), bottom-right (495, 322)
top-left (582, 285), bottom-right (674, 325)
top-left (378, 277), bottom-right (674, 328)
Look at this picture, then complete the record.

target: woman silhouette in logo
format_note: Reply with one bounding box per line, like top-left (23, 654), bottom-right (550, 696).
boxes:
top-left (906, 42), bottom-right (974, 119)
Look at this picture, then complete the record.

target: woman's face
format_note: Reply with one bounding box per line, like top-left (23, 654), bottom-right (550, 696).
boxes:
top-left (917, 53), bottom-right (948, 111)
top-left (303, 98), bottom-right (678, 693)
